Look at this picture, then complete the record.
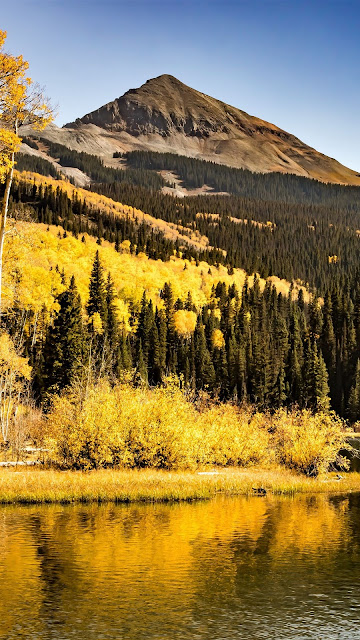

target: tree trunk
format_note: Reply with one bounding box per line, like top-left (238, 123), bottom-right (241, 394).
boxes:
top-left (0, 149), bottom-right (15, 319)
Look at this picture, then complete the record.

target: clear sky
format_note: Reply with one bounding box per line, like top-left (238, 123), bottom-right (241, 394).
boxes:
top-left (2, 0), bottom-right (360, 171)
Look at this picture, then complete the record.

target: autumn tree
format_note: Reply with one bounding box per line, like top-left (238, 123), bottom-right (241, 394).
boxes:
top-left (0, 30), bottom-right (53, 315)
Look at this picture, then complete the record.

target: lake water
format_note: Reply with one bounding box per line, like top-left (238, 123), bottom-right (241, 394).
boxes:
top-left (1, 493), bottom-right (360, 639)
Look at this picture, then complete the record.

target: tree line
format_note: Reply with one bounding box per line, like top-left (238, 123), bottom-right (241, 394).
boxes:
top-left (91, 180), bottom-right (360, 292)
top-left (14, 248), bottom-right (360, 422)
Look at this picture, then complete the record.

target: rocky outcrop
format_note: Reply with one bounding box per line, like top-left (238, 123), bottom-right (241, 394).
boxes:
top-left (31, 74), bottom-right (360, 185)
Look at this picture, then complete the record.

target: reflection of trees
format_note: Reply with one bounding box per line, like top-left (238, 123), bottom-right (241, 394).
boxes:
top-left (0, 495), bottom-right (357, 639)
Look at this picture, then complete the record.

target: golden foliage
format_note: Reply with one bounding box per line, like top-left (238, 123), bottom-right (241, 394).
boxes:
top-left (0, 32), bottom-right (53, 182)
top-left (47, 381), bottom-right (349, 474)
top-left (49, 381), bottom-right (130, 470)
top-left (211, 328), bottom-right (225, 348)
top-left (0, 333), bottom-right (31, 443)
top-left (271, 409), bottom-right (348, 475)
top-left (174, 310), bottom-right (197, 337)
top-left (197, 405), bottom-right (270, 467)
top-left (2, 221), bottom-right (253, 319)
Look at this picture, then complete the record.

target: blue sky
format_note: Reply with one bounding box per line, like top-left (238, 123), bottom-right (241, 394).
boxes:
top-left (2, 0), bottom-right (360, 170)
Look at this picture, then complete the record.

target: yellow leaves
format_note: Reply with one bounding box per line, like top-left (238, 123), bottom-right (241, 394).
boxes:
top-left (49, 380), bottom-right (129, 470)
top-left (89, 312), bottom-right (103, 335)
top-left (271, 409), bottom-right (347, 475)
top-left (0, 333), bottom-right (31, 380)
top-left (211, 328), bottom-right (225, 349)
top-left (174, 310), bottom-right (197, 337)
top-left (0, 130), bottom-right (20, 182)
top-left (113, 299), bottom-right (131, 332)
top-left (0, 31), bottom-right (53, 182)
top-left (197, 405), bottom-right (270, 467)
top-left (47, 377), bottom-right (349, 474)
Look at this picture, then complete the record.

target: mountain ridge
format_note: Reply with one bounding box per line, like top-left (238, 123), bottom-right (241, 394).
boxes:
top-left (61, 74), bottom-right (360, 185)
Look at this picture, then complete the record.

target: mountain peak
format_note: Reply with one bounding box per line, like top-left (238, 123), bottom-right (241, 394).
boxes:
top-left (62, 76), bottom-right (360, 185)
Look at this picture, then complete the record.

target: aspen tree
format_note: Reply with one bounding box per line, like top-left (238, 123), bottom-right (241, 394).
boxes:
top-left (0, 30), bottom-right (53, 315)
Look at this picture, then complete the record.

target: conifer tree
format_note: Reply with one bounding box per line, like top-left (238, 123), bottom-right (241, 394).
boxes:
top-left (41, 276), bottom-right (84, 397)
top-left (87, 250), bottom-right (107, 326)
top-left (194, 318), bottom-right (215, 388)
top-left (348, 359), bottom-right (360, 422)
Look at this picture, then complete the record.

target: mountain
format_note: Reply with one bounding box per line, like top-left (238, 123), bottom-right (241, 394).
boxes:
top-left (56, 74), bottom-right (359, 185)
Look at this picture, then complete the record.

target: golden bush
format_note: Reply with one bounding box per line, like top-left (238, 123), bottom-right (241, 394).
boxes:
top-left (48, 381), bottom-right (129, 470)
top-left (118, 384), bottom-right (198, 469)
top-left (271, 409), bottom-right (348, 476)
top-left (198, 405), bottom-right (269, 466)
top-left (47, 381), bottom-right (350, 474)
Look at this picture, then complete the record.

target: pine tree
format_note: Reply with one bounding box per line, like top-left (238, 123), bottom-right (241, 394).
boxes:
top-left (105, 273), bottom-right (119, 345)
top-left (348, 359), bottom-right (360, 422)
top-left (87, 250), bottom-right (107, 325)
top-left (194, 318), bottom-right (215, 389)
top-left (41, 276), bottom-right (84, 397)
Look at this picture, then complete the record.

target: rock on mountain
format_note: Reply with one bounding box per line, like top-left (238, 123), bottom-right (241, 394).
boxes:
top-left (26, 74), bottom-right (360, 185)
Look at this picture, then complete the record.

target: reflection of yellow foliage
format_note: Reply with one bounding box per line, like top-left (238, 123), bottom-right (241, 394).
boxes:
top-left (0, 492), bottom-right (352, 638)
top-left (269, 495), bottom-right (349, 556)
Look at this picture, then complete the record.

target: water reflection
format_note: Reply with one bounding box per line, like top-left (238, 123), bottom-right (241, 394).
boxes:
top-left (0, 494), bottom-right (359, 639)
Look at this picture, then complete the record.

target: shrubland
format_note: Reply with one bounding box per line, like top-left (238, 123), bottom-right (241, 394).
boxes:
top-left (43, 379), bottom-right (349, 476)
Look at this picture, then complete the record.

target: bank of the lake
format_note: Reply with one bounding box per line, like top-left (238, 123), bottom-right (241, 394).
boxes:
top-left (1, 467), bottom-right (360, 504)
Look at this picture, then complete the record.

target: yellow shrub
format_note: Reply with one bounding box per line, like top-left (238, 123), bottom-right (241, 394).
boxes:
top-left (48, 381), bottom-right (129, 470)
top-left (47, 382), bottom-right (349, 474)
top-left (198, 405), bottom-right (269, 466)
top-left (117, 384), bottom-right (198, 469)
top-left (271, 409), bottom-right (348, 476)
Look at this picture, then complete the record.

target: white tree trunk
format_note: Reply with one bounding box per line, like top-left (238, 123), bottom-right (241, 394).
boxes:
top-left (0, 149), bottom-right (15, 319)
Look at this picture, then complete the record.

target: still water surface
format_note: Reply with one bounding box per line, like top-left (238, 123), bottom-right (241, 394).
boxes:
top-left (0, 494), bottom-right (360, 639)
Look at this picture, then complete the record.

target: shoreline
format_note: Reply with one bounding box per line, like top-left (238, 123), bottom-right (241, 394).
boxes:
top-left (0, 467), bottom-right (360, 505)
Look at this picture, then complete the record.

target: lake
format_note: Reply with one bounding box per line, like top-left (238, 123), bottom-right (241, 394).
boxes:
top-left (1, 493), bottom-right (360, 639)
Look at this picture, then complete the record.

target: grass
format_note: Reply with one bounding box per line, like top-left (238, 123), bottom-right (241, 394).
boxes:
top-left (0, 467), bottom-right (360, 504)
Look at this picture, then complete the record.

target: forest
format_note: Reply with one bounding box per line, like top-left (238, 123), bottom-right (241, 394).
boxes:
top-left (2, 138), bottom-right (360, 472)
top-left (16, 141), bottom-right (360, 292)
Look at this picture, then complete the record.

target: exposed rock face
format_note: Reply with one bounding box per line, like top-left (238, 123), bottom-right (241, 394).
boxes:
top-left (28, 75), bottom-right (360, 185)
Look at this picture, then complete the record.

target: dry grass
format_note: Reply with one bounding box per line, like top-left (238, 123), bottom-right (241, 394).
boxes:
top-left (0, 467), bottom-right (360, 505)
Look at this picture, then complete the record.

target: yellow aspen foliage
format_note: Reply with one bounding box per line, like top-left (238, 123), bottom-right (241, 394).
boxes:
top-left (89, 312), bottom-right (103, 335)
top-left (0, 31), bottom-right (53, 176)
top-left (211, 328), bottom-right (225, 349)
top-left (0, 333), bottom-right (31, 443)
top-left (113, 299), bottom-right (132, 332)
top-left (174, 310), bottom-right (197, 337)
top-left (1, 221), bottom-right (254, 315)
top-left (0, 32), bottom-right (53, 316)
top-left (49, 381), bottom-right (130, 470)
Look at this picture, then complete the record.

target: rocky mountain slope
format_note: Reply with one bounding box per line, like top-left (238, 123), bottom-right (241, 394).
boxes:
top-left (22, 74), bottom-right (360, 185)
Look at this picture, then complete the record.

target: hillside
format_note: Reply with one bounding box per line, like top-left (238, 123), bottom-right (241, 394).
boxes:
top-left (3, 220), bottom-right (267, 315)
top-left (22, 75), bottom-right (360, 185)
top-left (2, 167), bottom-right (360, 419)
